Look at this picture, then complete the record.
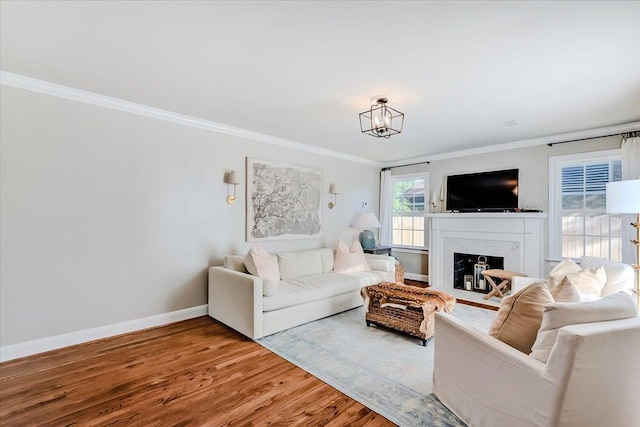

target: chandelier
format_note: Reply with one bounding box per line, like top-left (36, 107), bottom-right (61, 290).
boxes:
top-left (359, 97), bottom-right (404, 139)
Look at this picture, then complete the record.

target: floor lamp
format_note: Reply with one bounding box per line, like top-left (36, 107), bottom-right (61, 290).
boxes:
top-left (606, 179), bottom-right (640, 305)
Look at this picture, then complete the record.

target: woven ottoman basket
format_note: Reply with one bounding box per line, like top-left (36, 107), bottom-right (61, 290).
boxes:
top-left (361, 282), bottom-right (455, 345)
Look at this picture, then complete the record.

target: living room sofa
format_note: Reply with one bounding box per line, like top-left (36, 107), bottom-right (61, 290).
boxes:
top-left (208, 248), bottom-right (395, 339)
top-left (433, 256), bottom-right (639, 427)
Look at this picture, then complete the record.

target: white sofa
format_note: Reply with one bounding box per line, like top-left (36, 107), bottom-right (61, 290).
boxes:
top-left (433, 312), bottom-right (640, 427)
top-left (433, 256), bottom-right (639, 427)
top-left (208, 248), bottom-right (395, 339)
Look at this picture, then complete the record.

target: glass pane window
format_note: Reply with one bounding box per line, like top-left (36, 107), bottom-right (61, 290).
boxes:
top-left (391, 176), bottom-right (427, 248)
top-left (556, 157), bottom-right (622, 261)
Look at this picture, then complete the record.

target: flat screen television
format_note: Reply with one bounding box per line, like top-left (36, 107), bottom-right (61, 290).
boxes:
top-left (446, 169), bottom-right (519, 212)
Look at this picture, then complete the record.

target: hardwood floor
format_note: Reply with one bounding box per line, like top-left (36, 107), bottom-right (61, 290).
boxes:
top-left (0, 317), bottom-right (394, 426)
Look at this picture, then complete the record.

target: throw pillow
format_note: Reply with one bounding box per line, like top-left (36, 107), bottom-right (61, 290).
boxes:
top-left (488, 282), bottom-right (554, 354)
top-left (334, 239), bottom-right (371, 273)
top-left (562, 266), bottom-right (607, 300)
top-left (548, 258), bottom-right (582, 291)
top-left (551, 277), bottom-right (582, 302)
top-left (244, 244), bottom-right (280, 296)
top-left (580, 256), bottom-right (634, 296)
top-left (530, 292), bottom-right (639, 363)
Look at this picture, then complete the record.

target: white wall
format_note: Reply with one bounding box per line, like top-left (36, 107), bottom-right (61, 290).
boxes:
top-left (0, 86), bottom-right (380, 347)
top-left (390, 136), bottom-right (622, 276)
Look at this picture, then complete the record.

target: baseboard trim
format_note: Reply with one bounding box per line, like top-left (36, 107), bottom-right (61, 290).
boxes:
top-left (0, 305), bottom-right (208, 362)
top-left (405, 273), bottom-right (429, 282)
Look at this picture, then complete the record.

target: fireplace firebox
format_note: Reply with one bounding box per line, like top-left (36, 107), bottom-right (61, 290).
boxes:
top-left (453, 253), bottom-right (504, 294)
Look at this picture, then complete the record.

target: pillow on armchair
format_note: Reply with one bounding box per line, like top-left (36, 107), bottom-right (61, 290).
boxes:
top-left (580, 256), bottom-right (635, 296)
top-left (530, 291), bottom-right (639, 363)
top-left (488, 282), bottom-right (554, 354)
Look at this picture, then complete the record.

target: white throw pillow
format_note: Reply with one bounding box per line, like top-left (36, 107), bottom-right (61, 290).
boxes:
top-left (551, 277), bottom-right (582, 303)
top-left (334, 239), bottom-right (371, 273)
top-left (580, 256), bottom-right (634, 296)
top-left (563, 266), bottom-right (607, 300)
top-left (530, 292), bottom-right (638, 363)
top-left (548, 258), bottom-right (582, 291)
top-left (244, 244), bottom-right (280, 296)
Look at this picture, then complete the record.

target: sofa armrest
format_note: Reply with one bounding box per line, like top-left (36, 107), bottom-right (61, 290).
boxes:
top-left (511, 276), bottom-right (546, 294)
top-left (433, 312), bottom-right (557, 427)
top-left (208, 266), bottom-right (263, 340)
top-left (364, 254), bottom-right (394, 272)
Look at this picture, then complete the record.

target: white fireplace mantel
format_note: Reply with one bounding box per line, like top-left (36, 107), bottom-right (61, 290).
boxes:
top-left (427, 212), bottom-right (547, 306)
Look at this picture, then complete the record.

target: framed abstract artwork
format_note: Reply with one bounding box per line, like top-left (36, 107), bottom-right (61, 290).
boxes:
top-left (246, 157), bottom-right (322, 241)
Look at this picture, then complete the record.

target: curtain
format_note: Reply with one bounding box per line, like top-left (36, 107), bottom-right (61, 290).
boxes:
top-left (620, 132), bottom-right (640, 269)
top-left (379, 169), bottom-right (392, 246)
top-left (621, 131), bottom-right (640, 180)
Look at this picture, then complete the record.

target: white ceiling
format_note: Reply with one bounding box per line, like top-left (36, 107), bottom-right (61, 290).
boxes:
top-left (2, 1), bottom-right (639, 165)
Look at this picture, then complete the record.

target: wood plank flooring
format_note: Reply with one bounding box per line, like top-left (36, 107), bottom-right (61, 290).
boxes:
top-left (0, 317), bottom-right (394, 426)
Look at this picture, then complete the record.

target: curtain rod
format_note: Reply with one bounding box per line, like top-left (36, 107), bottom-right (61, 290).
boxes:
top-left (381, 161), bottom-right (430, 171)
top-left (546, 132), bottom-right (626, 147)
top-left (381, 132), bottom-right (629, 171)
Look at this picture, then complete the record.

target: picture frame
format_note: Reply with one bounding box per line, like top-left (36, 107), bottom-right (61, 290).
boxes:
top-left (246, 157), bottom-right (322, 241)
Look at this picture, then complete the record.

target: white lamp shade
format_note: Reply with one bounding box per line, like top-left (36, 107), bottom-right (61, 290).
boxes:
top-left (329, 184), bottom-right (338, 194)
top-left (606, 180), bottom-right (640, 213)
top-left (228, 170), bottom-right (239, 184)
top-left (354, 212), bottom-right (381, 229)
top-left (431, 190), bottom-right (438, 203)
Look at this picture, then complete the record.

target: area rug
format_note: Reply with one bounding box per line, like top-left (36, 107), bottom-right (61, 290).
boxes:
top-left (258, 303), bottom-right (497, 427)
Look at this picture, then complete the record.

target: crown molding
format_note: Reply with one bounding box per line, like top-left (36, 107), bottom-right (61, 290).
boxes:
top-left (0, 71), bottom-right (382, 167)
top-left (382, 122), bottom-right (640, 168)
top-left (3, 71), bottom-right (637, 170)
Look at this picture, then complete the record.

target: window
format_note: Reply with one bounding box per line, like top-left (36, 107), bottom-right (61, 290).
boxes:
top-left (390, 173), bottom-right (428, 248)
top-left (549, 150), bottom-right (622, 261)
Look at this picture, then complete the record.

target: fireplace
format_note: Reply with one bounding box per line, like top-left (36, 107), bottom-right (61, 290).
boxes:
top-left (453, 253), bottom-right (504, 294)
top-left (427, 212), bottom-right (546, 306)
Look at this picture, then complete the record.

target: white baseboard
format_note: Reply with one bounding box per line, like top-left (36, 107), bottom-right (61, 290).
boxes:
top-left (0, 305), bottom-right (208, 362)
top-left (405, 273), bottom-right (429, 282)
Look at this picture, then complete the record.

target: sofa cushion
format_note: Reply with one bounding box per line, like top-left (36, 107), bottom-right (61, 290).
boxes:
top-left (580, 256), bottom-right (634, 296)
top-left (530, 292), bottom-right (639, 363)
top-left (551, 277), bottom-right (582, 302)
top-left (548, 258), bottom-right (582, 291)
top-left (488, 282), bottom-right (554, 354)
top-left (334, 239), bottom-right (370, 273)
top-left (320, 248), bottom-right (335, 273)
top-left (263, 271), bottom-right (385, 312)
top-left (277, 249), bottom-right (324, 280)
top-left (244, 244), bottom-right (280, 296)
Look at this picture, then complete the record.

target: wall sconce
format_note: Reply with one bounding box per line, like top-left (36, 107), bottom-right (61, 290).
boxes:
top-left (328, 184), bottom-right (339, 209)
top-left (226, 170), bottom-right (240, 204)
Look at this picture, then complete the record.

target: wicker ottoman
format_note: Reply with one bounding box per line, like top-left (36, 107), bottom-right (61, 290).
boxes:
top-left (361, 282), bottom-right (456, 345)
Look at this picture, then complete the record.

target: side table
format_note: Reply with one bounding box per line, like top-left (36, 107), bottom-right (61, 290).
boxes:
top-left (363, 246), bottom-right (392, 256)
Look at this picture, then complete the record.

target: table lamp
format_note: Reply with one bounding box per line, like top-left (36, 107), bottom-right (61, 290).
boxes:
top-left (354, 212), bottom-right (382, 249)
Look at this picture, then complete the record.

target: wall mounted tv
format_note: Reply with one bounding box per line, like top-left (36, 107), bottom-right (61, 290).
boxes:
top-left (446, 169), bottom-right (519, 212)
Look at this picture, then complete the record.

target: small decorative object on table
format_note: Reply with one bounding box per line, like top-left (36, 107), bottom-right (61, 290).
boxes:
top-left (361, 282), bottom-right (455, 346)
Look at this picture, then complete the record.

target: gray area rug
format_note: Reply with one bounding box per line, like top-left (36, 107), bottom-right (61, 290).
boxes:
top-left (258, 303), bottom-right (497, 427)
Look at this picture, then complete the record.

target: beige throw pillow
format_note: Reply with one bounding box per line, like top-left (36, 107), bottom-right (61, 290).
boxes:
top-left (334, 239), bottom-right (370, 273)
top-left (551, 277), bottom-right (582, 302)
top-left (548, 258), bottom-right (582, 291)
top-left (563, 266), bottom-right (607, 300)
top-left (244, 244), bottom-right (281, 296)
top-left (530, 292), bottom-right (639, 363)
top-left (488, 282), bottom-right (555, 354)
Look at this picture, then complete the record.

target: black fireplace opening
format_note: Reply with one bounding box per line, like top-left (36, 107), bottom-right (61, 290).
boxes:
top-left (453, 252), bottom-right (504, 294)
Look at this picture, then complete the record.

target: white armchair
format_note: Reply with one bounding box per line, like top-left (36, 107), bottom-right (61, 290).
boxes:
top-left (433, 312), bottom-right (640, 427)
